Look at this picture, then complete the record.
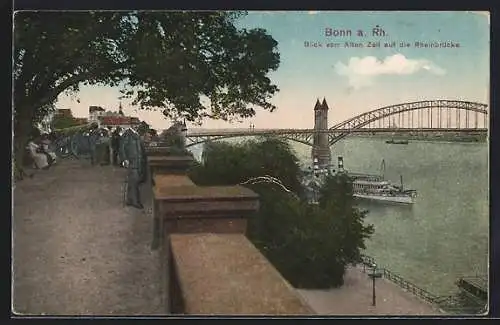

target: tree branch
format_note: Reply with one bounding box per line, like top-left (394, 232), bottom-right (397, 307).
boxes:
top-left (26, 67), bottom-right (130, 112)
top-left (35, 73), bottom-right (92, 109)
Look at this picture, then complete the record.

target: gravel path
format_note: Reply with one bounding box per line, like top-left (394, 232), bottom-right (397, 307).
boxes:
top-left (13, 159), bottom-right (165, 316)
top-left (297, 266), bottom-right (444, 316)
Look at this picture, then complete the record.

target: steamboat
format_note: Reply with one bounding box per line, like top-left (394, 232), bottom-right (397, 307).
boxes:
top-left (386, 139), bottom-right (409, 145)
top-left (302, 157), bottom-right (418, 205)
top-left (339, 157), bottom-right (418, 204)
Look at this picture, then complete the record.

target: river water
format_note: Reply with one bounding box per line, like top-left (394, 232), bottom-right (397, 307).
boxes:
top-left (189, 136), bottom-right (489, 296)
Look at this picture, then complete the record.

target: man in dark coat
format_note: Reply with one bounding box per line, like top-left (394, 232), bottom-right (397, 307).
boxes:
top-left (111, 127), bottom-right (122, 166)
top-left (95, 128), bottom-right (110, 165)
top-left (138, 130), bottom-right (154, 184)
top-left (119, 126), bottom-right (145, 209)
top-left (88, 123), bottom-right (100, 165)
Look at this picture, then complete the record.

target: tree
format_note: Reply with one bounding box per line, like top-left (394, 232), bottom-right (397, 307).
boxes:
top-left (318, 173), bottom-right (375, 271)
top-left (13, 11), bottom-right (280, 170)
top-left (188, 139), bottom-right (374, 288)
top-left (136, 121), bottom-right (151, 136)
top-left (52, 113), bottom-right (80, 130)
top-left (190, 137), bottom-right (303, 196)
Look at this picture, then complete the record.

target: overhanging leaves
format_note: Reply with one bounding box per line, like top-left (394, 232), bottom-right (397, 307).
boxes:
top-left (14, 10), bottom-right (280, 132)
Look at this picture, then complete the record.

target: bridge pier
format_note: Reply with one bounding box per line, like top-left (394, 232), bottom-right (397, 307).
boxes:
top-left (311, 98), bottom-right (331, 168)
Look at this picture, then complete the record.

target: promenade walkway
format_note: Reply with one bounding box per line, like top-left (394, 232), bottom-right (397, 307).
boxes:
top-left (297, 266), bottom-right (443, 316)
top-left (12, 159), bottom-right (165, 316)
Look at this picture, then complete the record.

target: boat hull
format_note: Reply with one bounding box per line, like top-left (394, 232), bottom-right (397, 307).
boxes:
top-left (385, 140), bottom-right (409, 144)
top-left (353, 193), bottom-right (415, 204)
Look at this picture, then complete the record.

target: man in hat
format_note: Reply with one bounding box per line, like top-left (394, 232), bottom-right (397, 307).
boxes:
top-left (119, 125), bottom-right (146, 209)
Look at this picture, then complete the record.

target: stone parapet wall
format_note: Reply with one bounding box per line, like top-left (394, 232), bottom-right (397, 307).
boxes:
top-left (169, 234), bottom-right (316, 315)
top-left (147, 155), bottom-right (194, 175)
top-left (148, 153), bottom-right (314, 315)
top-left (154, 184), bottom-right (259, 239)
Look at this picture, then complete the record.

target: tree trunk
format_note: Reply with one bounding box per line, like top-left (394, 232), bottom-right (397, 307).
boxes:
top-left (13, 128), bottom-right (32, 180)
top-left (13, 104), bottom-right (36, 179)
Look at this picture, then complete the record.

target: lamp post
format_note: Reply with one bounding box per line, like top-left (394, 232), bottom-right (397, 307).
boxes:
top-left (368, 263), bottom-right (383, 306)
top-left (180, 120), bottom-right (188, 149)
top-left (181, 120), bottom-right (188, 137)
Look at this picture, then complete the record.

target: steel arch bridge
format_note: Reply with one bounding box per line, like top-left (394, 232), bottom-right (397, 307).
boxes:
top-left (185, 100), bottom-right (488, 148)
top-left (185, 130), bottom-right (316, 148)
top-left (326, 100), bottom-right (488, 145)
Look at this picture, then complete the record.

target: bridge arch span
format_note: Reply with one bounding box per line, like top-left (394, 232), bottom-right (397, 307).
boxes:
top-left (328, 100), bottom-right (488, 146)
top-left (185, 134), bottom-right (313, 148)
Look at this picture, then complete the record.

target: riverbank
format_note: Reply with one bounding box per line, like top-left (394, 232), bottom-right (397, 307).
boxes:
top-left (296, 266), bottom-right (443, 315)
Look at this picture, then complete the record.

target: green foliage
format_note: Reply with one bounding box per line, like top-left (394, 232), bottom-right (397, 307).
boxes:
top-left (53, 123), bottom-right (93, 138)
top-left (188, 139), bottom-right (374, 289)
top-left (158, 123), bottom-right (189, 155)
top-left (166, 146), bottom-right (193, 157)
top-left (163, 133), bottom-right (185, 149)
top-left (318, 174), bottom-right (375, 265)
top-left (190, 137), bottom-right (303, 196)
top-left (52, 114), bottom-right (81, 130)
top-left (137, 121), bottom-right (150, 136)
top-left (14, 11), bottom-right (280, 131)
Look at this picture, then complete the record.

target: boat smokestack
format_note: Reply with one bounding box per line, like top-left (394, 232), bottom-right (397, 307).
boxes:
top-left (338, 156), bottom-right (344, 171)
top-left (380, 159), bottom-right (386, 179)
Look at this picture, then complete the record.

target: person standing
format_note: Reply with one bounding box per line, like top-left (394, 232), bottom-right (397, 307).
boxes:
top-left (95, 128), bottom-right (111, 165)
top-left (88, 123), bottom-right (100, 165)
top-left (111, 126), bottom-right (122, 166)
top-left (119, 126), bottom-right (145, 209)
top-left (139, 130), bottom-right (152, 184)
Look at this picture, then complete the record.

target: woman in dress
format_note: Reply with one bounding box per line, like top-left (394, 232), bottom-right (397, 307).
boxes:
top-left (26, 137), bottom-right (49, 169)
top-left (40, 133), bottom-right (57, 165)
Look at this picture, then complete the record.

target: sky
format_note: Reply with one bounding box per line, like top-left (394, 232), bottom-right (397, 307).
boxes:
top-left (56, 11), bottom-right (490, 131)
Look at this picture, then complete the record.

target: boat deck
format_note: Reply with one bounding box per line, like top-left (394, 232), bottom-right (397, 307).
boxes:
top-left (348, 172), bottom-right (384, 181)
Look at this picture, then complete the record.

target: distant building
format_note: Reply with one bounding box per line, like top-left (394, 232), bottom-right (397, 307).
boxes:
top-left (99, 116), bottom-right (133, 129)
top-left (89, 103), bottom-right (143, 129)
top-left (88, 106), bottom-right (106, 124)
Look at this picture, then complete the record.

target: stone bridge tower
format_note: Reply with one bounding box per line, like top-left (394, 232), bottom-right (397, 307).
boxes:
top-left (311, 98), bottom-right (332, 168)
